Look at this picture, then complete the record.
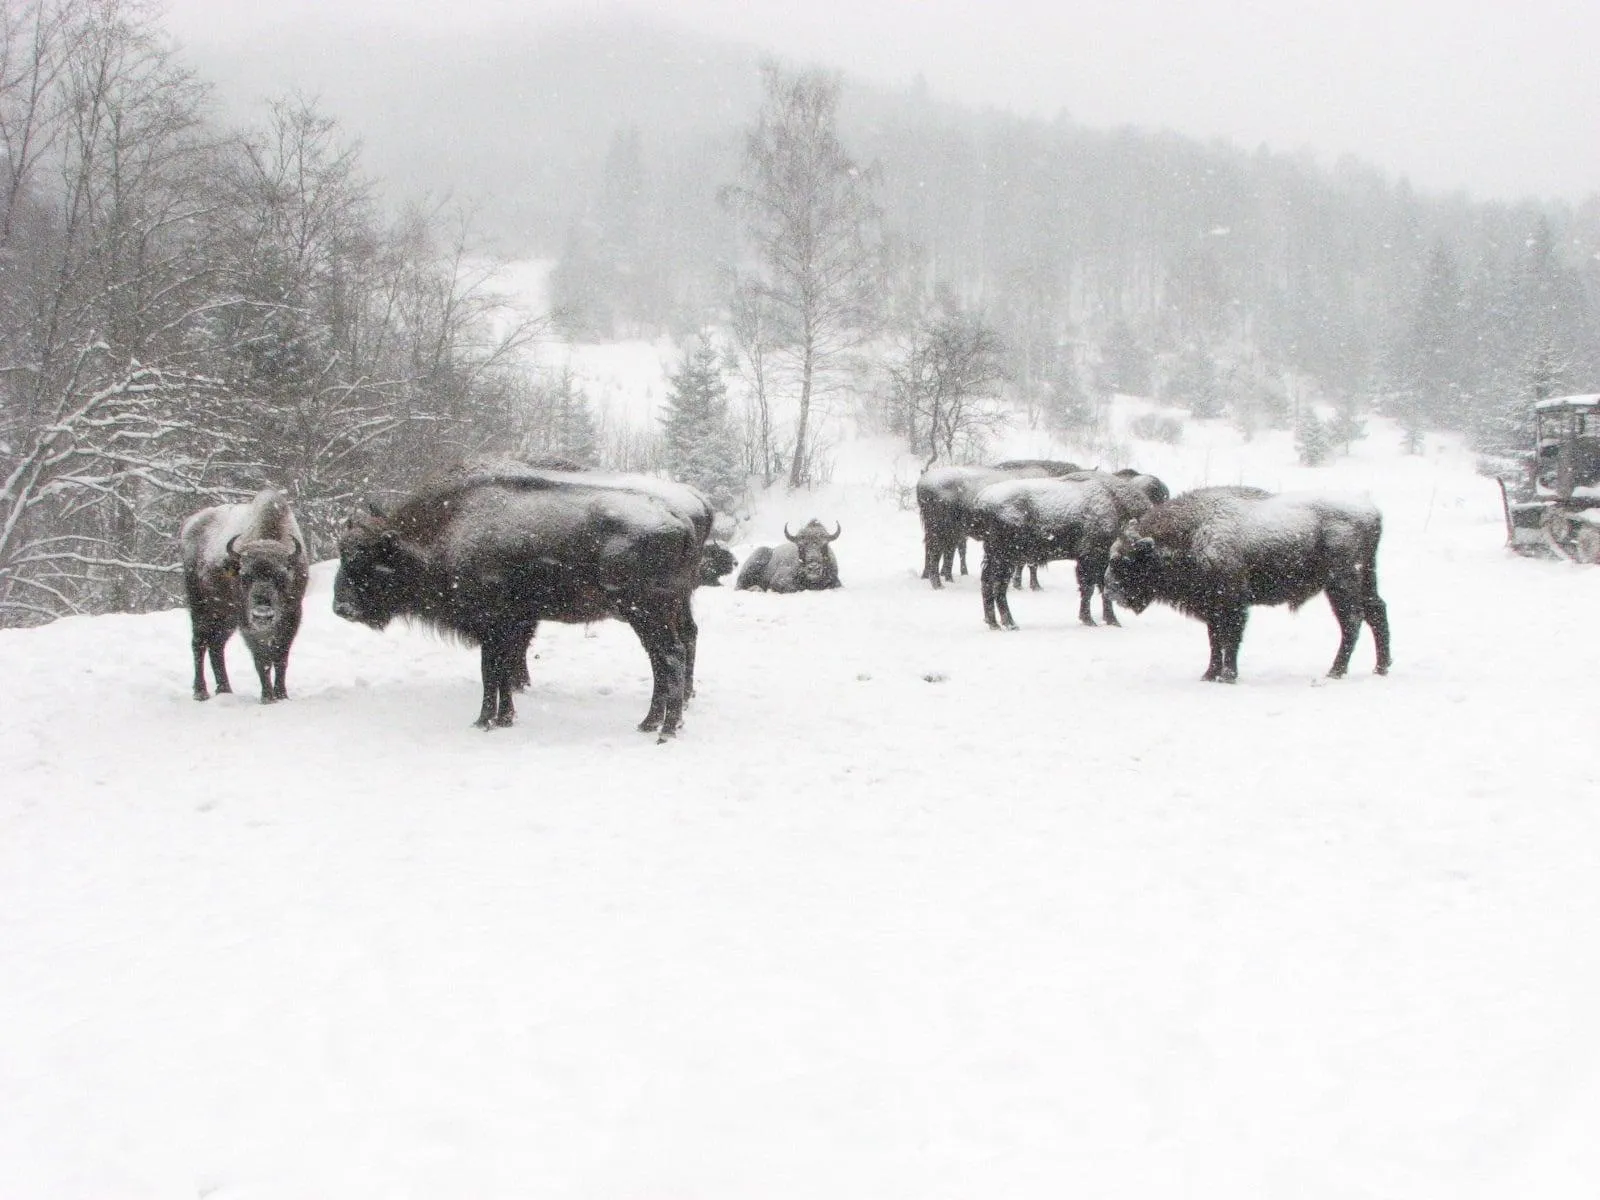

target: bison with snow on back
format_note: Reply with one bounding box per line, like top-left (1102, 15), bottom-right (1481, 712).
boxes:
top-left (967, 474), bottom-right (1139, 630)
top-left (180, 489), bottom-right (309, 703)
top-left (916, 460), bottom-right (1080, 588)
top-left (735, 520), bottom-right (842, 592)
top-left (332, 464), bottom-right (709, 739)
top-left (1106, 486), bottom-right (1392, 683)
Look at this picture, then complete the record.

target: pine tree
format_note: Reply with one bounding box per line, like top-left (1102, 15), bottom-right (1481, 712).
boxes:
top-left (1294, 406), bottom-right (1331, 466)
top-left (662, 339), bottom-right (744, 514)
top-left (1166, 343), bottom-right (1223, 418)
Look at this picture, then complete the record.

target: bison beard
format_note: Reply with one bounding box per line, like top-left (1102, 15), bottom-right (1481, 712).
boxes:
top-left (1107, 486), bottom-right (1393, 682)
top-left (333, 469), bottom-right (706, 740)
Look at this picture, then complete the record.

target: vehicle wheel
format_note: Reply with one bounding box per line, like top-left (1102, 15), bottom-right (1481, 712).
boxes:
top-left (1575, 526), bottom-right (1600, 564)
top-left (1544, 508), bottom-right (1574, 546)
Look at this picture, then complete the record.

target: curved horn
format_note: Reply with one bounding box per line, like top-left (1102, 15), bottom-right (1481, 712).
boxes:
top-left (783, 523), bottom-right (797, 543)
top-left (827, 522), bottom-right (842, 542)
top-left (225, 534), bottom-right (242, 561)
top-left (290, 536), bottom-right (304, 560)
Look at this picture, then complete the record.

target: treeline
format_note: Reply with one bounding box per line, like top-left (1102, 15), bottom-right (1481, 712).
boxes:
top-left (549, 63), bottom-right (1600, 459)
top-left (0, 0), bottom-right (552, 626)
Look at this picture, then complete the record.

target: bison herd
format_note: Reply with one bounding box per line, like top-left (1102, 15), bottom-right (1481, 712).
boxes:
top-left (180, 454), bottom-right (1391, 741)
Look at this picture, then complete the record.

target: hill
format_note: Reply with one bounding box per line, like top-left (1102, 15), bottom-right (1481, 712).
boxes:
top-left (5, 402), bottom-right (1600, 1196)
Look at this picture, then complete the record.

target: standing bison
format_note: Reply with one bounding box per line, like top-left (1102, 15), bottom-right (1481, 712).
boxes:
top-left (967, 474), bottom-right (1133, 630)
top-left (333, 464), bottom-right (709, 739)
top-left (916, 460), bottom-right (1079, 588)
top-left (736, 520), bottom-right (842, 592)
top-left (1106, 486), bottom-right (1392, 682)
top-left (180, 489), bottom-right (309, 703)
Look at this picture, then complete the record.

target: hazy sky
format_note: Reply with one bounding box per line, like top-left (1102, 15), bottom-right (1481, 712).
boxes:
top-left (162, 0), bottom-right (1599, 203)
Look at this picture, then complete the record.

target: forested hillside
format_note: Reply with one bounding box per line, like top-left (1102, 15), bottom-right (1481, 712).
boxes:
top-left (5, 2), bottom-right (1598, 628)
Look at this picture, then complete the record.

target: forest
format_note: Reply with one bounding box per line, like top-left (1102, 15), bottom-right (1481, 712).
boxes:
top-left (3, 0), bottom-right (1597, 626)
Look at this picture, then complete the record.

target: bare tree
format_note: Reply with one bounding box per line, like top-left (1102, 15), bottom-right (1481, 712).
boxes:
top-left (722, 62), bottom-right (882, 488)
top-left (888, 287), bottom-right (1010, 467)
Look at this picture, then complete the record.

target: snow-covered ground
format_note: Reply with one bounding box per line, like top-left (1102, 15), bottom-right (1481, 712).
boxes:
top-left (4, 404), bottom-right (1600, 1199)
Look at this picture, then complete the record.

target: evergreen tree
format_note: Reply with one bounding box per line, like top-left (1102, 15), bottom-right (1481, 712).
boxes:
top-left (662, 338), bottom-right (744, 513)
top-left (1097, 320), bottom-right (1153, 396)
top-left (1294, 406), bottom-right (1331, 466)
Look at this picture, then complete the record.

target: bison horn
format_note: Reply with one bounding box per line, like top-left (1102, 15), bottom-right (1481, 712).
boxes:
top-left (290, 536), bottom-right (303, 560)
top-left (783, 523), bottom-right (797, 543)
top-left (225, 534), bottom-right (242, 562)
top-left (827, 522), bottom-right (841, 542)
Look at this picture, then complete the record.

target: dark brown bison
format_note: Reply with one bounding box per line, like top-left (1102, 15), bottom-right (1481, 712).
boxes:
top-left (916, 460), bottom-right (1080, 588)
top-left (1106, 486), bottom-right (1392, 682)
top-left (968, 475), bottom-right (1133, 629)
top-left (735, 520), bottom-right (842, 592)
top-left (333, 464), bottom-right (709, 739)
top-left (698, 542), bottom-right (738, 586)
top-left (180, 489), bottom-right (309, 703)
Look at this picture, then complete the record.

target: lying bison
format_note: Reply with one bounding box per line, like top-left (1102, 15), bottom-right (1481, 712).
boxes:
top-left (916, 460), bottom-right (1079, 587)
top-left (736, 520), bottom-right (842, 591)
top-left (1106, 486), bottom-right (1392, 682)
top-left (180, 489), bottom-right (309, 703)
top-left (333, 463), bottom-right (709, 738)
top-left (968, 474), bottom-right (1134, 630)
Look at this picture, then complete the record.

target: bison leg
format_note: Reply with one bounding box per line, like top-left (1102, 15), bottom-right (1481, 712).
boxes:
top-left (251, 650), bottom-right (277, 704)
top-left (1363, 569), bottom-right (1392, 675)
top-left (1202, 613), bottom-right (1244, 683)
top-left (1076, 559), bottom-right (1101, 626)
top-left (508, 622), bottom-right (539, 692)
top-left (1325, 590), bottom-right (1367, 678)
top-left (923, 532), bottom-right (944, 587)
top-left (191, 621), bottom-right (231, 700)
top-left (474, 637), bottom-right (519, 729)
top-left (981, 552), bottom-right (1017, 630)
top-left (678, 594), bottom-right (699, 701)
top-left (1367, 594), bottom-right (1392, 675)
top-left (956, 538), bottom-right (968, 577)
top-left (627, 607), bottom-right (687, 740)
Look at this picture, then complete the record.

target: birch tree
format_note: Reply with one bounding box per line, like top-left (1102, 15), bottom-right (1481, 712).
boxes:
top-left (722, 63), bottom-right (882, 488)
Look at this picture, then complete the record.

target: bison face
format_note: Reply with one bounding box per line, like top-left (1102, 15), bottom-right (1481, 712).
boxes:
top-left (333, 520), bottom-right (406, 629)
top-left (228, 537), bottom-right (304, 641)
top-left (785, 520), bottom-right (841, 589)
top-left (1106, 535), bottom-right (1159, 614)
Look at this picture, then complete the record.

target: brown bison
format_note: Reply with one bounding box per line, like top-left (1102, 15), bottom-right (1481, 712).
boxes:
top-left (333, 464), bottom-right (709, 739)
top-left (968, 474), bottom-right (1135, 629)
top-left (736, 520), bottom-right (842, 592)
top-left (1106, 486), bottom-right (1392, 682)
top-left (916, 460), bottom-right (1080, 588)
top-left (180, 489), bottom-right (309, 703)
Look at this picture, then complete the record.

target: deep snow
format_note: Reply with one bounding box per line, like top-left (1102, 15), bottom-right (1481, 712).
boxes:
top-left (4, 398), bottom-right (1600, 1199)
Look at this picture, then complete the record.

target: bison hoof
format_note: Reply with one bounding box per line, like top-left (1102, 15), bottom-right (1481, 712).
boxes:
top-left (1375, 663), bottom-right (1391, 676)
top-left (638, 717), bottom-right (661, 733)
top-left (259, 694), bottom-right (278, 705)
top-left (1327, 667), bottom-right (1348, 680)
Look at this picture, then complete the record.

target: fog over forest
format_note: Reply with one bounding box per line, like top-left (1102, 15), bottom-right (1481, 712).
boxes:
top-left (2, 3), bottom-right (1598, 625)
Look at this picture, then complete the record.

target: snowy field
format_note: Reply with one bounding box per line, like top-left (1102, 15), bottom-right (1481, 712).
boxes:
top-left (5, 404), bottom-right (1600, 1198)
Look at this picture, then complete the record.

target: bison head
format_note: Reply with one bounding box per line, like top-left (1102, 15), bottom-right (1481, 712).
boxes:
top-left (784, 519), bottom-right (841, 589)
top-left (332, 514), bottom-right (408, 629)
top-left (698, 542), bottom-right (738, 586)
top-left (226, 534), bottom-right (305, 640)
top-left (1106, 523), bottom-right (1160, 614)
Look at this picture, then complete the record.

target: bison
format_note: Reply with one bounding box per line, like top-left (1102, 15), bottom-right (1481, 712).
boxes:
top-left (180, 489), bottom-right (309, 703)
top-left (1106, 486), bottom-right (1392, 682)
top-left (916, 460), bottom-right (1080, 588)
top-left (735, 519), bottom-right (842, 592)
top-left (968, 474), bottom-right (1137, 630)
top-left (333, 464), bottom-right (709, 739)
top-left (698, 542), bottom-right (738, 587)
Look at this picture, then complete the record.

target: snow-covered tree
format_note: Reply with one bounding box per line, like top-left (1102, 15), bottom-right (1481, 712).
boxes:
top-left (661, 339), bottom-right (744, 513)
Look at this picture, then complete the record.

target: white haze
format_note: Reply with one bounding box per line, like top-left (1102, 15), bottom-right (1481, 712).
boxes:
top-left (159, 0), bottom-right (1600, 202)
